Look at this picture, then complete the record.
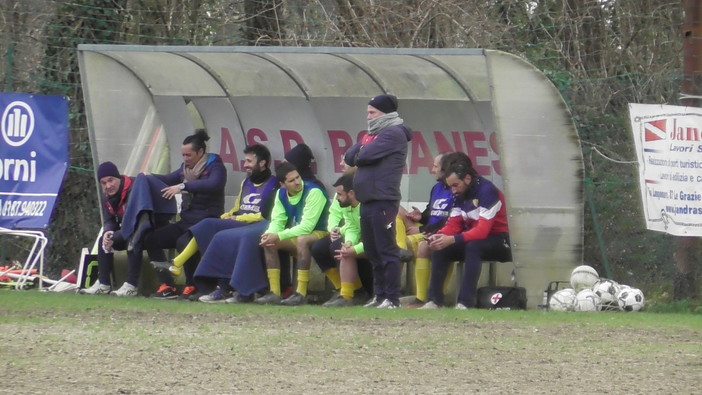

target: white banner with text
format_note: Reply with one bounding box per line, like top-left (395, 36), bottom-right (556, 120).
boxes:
top-left (629, 103), bottom-right (702, 236)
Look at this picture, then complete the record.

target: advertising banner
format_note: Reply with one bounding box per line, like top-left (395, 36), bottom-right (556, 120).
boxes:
top-left (0, 93), bottom-right (69, 229)
top-left (629, 103), bottom-right (702, 236)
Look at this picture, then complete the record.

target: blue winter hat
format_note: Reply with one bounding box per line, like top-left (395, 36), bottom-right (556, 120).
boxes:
top-left (97, 161), bottom-right (120, 180)
top-left (368, 94), bottom-right (398, 114)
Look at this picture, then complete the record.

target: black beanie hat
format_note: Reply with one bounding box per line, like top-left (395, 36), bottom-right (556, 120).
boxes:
top-left (97, 161), bottom-right (120, 180)
top-left (368, 94), bottom-right (398, 114)
top-left (285, 144), bottom-right (313, 175)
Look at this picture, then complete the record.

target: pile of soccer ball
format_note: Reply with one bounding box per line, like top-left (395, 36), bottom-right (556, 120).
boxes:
top-left (548, 265), bottom-right (645, 312)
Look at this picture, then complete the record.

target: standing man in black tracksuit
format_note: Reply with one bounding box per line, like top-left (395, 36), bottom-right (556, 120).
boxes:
top-left (343, 94), bottom-right (412, 309)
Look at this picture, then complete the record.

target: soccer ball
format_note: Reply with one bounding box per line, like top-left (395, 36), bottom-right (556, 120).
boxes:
top-left (549, 288), bottom-right (578, 312)
top-left (591, 279), bottom-right (621, 311)
top-left (575, 289), bottom-right (601, 312)
top-left (617, 288), bottom-right (645, 312)
top-left (570, 265), bottom-right (599, 292)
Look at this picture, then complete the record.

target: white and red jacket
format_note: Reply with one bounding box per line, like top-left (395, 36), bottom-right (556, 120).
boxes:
top-left (438, 176), bottom-right (509, 243)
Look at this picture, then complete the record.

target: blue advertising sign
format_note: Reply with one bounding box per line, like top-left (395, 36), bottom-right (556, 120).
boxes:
top-left (0, 93), bottom-right (69, 229)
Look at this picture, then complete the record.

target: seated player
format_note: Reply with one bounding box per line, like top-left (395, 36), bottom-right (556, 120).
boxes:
top-left (255, 162), bottom-right (329, 306)
top-left (422, 153), bottom-right (512, 309)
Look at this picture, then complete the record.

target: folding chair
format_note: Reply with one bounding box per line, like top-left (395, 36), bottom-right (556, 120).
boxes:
top-left (0, 227), bottom-right (48, 289)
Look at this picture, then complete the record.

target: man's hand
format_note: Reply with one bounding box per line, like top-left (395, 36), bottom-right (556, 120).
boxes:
top-left (161, 184), bottom-right (181, 200)
top-left (260, 232), bottom-right (279, 247)
top-left (102, 231), bottom-right (114, 250)
top-left (330, 227), bottom-right (341, 241)
top-left (334, 242), bottom-right (356, 259)
top-left (428, 233), bottom-right (455, 250)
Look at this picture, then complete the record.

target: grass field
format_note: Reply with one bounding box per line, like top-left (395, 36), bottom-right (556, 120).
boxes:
top-left (1, 290), bottom-right (700, 394)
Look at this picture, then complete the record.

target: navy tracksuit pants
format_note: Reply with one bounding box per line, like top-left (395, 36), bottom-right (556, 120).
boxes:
top-left (360, 200), bottom-right (401, 304)
top-left (428, 233), bottom-right (512, 307)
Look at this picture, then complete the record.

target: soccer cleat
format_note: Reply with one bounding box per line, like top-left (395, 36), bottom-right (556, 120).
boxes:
top-left (363, 296), bottom-right (382, 308)
top-left (419, 301), bottom-right (441, 310)
top-left (178, 285), bottom-right (199, 301)
top-left (323, 293), bottom-right (342, 305)
top-left (150, 283), bottom-right (178, 300)
top-left (323, 296), bottom-right (354, 307)
top-left (198, 287), bottom-right (231, 303)
top-left (111, 282), bottom-right (138, 297)
top-left (225, 292), bottom-right (254, 304)
top-left (455, 303), bottom-right (469, 310)
top-left (404, 297), bottom-right (426, 309)
top-left (376, 299), bottom-right (399, 309)
top-left (254, 292), bottom-right (282, 305)
top-left (326, 289), bottom-right (340, 302)
top-left (80, 280), bottom-right (111, 295)
top-left (281, 292), bottom-right (306, 306)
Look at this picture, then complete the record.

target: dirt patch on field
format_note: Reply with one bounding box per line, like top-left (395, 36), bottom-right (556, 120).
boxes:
top-left (1, 307), bottom-right (700, 394)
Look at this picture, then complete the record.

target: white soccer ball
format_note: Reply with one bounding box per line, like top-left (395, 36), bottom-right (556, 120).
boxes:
top-left (617, 287), bottom-right (645, 312)
top-left (570, 265), bottom-right (600, 292)
top-left (549, 288), bottom-right (578, 312)
top-left (592, 279), bottom-right (621, 311)
top-left (575, 289), bottom-right (601, 312)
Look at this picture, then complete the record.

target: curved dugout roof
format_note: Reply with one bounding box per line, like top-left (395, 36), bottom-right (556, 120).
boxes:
top-left (78, 45), bottom-right (583, 309)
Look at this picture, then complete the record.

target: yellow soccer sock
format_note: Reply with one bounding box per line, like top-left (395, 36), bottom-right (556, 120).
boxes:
top-left (267, 269), bottom-right (281, 296)
top-left (340, 282), bottom-right (355, 300)
top-left (173, 238), bottom-right (199, 267)
top-left (395, 215), bottom-right (408, 250)
top-left (415, 257), bottom-right (431, 302)
top-left (443, 262), bottom-right (456, 293)
top-left (325, 267), bottom-right (342, 290)
top-left (296, 269), bottom-right (310, 296)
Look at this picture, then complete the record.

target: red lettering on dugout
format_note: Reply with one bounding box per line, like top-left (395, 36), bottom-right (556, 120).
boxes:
top-left (246, 128), bottom-right (268, 146)
top-left (219, 127), bottom-right (240, 172)
top-left (221, 127), bottom-right (501, 177)
top-left (327, 130), bottom-right (353, 173)
top-left (463, 131), bottom-right (490, 176)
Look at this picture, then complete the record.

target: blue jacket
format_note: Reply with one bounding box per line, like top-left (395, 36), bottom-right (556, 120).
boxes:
top-left (153, 153), bottom-right (227, 225)
top-left (345, 124), bottom-right (412, 203)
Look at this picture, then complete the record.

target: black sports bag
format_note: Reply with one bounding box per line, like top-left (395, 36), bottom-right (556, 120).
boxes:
top-left (477, 286), bottom-right (527, 310)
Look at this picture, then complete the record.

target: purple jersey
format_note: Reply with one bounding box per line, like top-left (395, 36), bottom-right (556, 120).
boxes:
top-left (236, 177), bottom-right (278, 216)
top-left (427, 182), bottom-right (453, 227)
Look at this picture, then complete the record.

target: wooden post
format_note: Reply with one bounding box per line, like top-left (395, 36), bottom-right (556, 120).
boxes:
top-left (675, 0), bottom-right (702, 299)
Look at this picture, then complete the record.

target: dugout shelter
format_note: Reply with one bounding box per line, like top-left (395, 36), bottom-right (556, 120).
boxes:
top-left (77, 45), bottom-right (583, 308)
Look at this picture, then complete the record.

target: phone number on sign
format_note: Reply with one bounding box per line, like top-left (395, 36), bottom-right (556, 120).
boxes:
top-left (0, 199), bottom-right (47, 217)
